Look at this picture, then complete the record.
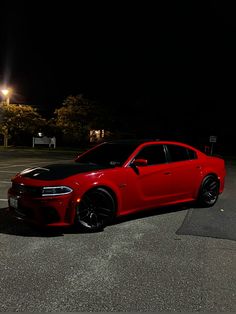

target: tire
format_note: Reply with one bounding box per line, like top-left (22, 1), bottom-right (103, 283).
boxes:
top-left (75, 187), bottom-right (116, 232)
top-left (198, 175), bottom-right (220, 207)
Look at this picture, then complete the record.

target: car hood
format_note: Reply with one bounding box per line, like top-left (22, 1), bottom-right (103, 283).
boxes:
top-left (19, 163), bottom-right (113, 181)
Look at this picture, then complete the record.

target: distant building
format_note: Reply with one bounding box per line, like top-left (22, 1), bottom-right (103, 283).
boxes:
top-left (89, 129), bottom-right (112, 142)
top-left (89, 130), bottom-right (105, 142)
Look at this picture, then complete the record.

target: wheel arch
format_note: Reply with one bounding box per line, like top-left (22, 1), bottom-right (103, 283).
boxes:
top-left (79, 184), bottom-right (120, 215)
top-left (202, 172), bottom-right (219, 180)
top-left (197, 172), bottom-right (219, 193)
top-left (92, 185), bottom-right (118, 210)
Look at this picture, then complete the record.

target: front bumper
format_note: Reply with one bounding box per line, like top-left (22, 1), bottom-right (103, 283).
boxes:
top-left (8, 189), bottom-right (75, 227)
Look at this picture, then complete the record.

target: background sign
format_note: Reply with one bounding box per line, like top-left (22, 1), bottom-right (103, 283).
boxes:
top-left (209, 136), bottom-right (217, 143)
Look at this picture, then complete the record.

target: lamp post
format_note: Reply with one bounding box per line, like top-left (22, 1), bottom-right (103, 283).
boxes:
top-left (1, 88), bottom-right (11, 105)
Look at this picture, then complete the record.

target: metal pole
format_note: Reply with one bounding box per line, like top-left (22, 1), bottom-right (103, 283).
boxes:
top-left (210, 143), bottom-right (214, 155)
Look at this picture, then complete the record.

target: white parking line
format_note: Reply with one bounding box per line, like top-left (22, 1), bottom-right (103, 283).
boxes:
top-left (0, 160), bottom-right (72, 169)
top-left (0, 163), bottom-right (12, 166)
top-left (0, 171), bottom-right (19, 173)
top-left (0, 162), bottom-right (51, 168)
top-left (0, 181), bottom-right (11, 184)
top-left (0, 199), bottom-right (8, 201)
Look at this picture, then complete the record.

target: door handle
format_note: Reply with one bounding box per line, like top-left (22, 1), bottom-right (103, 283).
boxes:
top-left (164, 171), bottom-right (172, 175)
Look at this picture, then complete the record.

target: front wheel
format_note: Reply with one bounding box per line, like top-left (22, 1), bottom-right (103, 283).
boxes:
top-left (75, 187), bottom-right (116, 232)
top-left (197, 175), bottom-right (220, 207)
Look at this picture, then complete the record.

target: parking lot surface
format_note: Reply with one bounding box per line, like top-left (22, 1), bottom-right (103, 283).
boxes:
top-left (0, 149), bottom-right (235, 312)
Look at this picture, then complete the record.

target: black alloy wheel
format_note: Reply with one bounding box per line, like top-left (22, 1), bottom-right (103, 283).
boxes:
top-left (198, 175), bottom-right (220, 207)
top-left (76, 187), bottom-right (116, 232)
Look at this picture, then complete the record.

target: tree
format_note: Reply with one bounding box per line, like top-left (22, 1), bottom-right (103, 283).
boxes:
top-left (0, 103), bottom-right (46, 147)
top-left (54, 94), bottom-right (108, 143)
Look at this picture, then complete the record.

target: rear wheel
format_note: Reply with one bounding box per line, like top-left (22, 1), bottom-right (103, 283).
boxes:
top-left (198, 175), bottom-right (220, 207)
top-left (76, 187), bottom-right (116, 232)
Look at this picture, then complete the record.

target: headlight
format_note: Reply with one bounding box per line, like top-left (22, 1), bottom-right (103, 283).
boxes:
top-left (42, 186), bottom-right (73, 196)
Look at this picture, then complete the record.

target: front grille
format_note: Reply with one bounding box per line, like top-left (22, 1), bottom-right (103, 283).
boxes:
top-left (14, 205), bottom-right (60, 224)
top-left (12, 183), bottom-right (42, 197)
top-left (15, 206), bottom-right (34, 219)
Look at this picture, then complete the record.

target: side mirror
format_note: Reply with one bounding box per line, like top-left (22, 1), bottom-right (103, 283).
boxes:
top-left (132, 158), bottom-right (148, 167)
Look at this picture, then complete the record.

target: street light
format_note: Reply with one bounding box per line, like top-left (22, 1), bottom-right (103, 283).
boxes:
top-left (1, 88), bottom-right (11, 105)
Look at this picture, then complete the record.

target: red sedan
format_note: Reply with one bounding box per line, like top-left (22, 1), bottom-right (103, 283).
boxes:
top-left (8, 140), bottom-right (225, 231)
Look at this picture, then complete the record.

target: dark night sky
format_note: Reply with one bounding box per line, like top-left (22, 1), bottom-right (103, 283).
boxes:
top-left (1, 1), bottom-right (236, 141)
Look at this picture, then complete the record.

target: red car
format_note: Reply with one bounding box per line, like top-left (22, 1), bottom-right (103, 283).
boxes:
top-left (8, 140), bottom-right (225, 231)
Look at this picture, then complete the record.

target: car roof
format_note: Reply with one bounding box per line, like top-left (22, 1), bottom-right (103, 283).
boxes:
top-left (105, 139), bottom-right (160, 144)
top-left (104, 139), bottom-right (194, 147)
top-left (102, 140), bottom-right (201, 154)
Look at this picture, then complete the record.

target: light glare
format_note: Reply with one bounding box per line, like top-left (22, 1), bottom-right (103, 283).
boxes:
top-left (1, 89), bottom-right (9, 96)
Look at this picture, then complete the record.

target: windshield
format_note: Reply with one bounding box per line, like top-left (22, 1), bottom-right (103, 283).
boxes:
top-left (76, 142), bottom-right (139, 166)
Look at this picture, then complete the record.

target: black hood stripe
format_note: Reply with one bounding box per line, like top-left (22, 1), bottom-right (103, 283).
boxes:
top-left (21, 163), bottom-right (113, 180)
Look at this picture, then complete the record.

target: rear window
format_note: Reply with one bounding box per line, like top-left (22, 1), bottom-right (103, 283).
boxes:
top-left (187, 148), bottom-right (197, 160)
top-left (166, 145), bottom-right (197, 162)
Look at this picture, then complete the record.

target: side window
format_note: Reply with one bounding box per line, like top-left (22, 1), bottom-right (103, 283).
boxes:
top-left (167, 145), bottom-right (190, 162)
top-left (187, 148), bottom-right (197, 160)
top-left (135, 145), bottom-right (167, 165)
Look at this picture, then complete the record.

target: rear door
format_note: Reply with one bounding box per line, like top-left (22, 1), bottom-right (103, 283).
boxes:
top-left (164, 144), bottom-right (202, 201)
